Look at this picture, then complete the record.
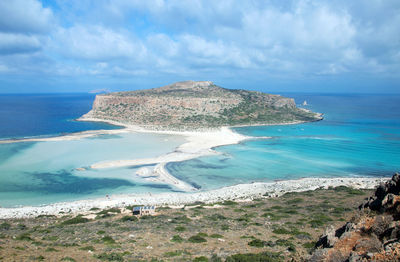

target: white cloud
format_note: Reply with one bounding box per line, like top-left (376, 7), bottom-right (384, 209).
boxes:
top-left (0, 0), bottom-right (53, 56)
top-left (52, 25), bottom-right (147, 61)
top-left (0, 33), bottom-right (41, 55)
top-left (0, 0), bottom-right (54, 34)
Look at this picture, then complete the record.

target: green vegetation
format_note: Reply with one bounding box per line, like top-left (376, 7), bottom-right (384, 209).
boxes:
top-left (15, 233), bottom-right (32, 241)
top-left (45, 247), bottom-right (58, 252)
top-left (193, 256), bottom-right (209, 262)
top-left (164, 250), bottom-right (183, 257)
top-left (0, 222), bottom-right (11, 230)
top-left (225, 252), bottom-right (283, 262)
top-left (97, 208), bottom-right (121, 214)
top-left (96, 252), bottom-right (125, 261)
top-left (0, 184), bottom-right (371, 261)
top-left (101, 235), bottom-right (116, 244)
top-left (80, 246), bottom-right (95, 251)
top-left (120, 215), bottom-right (138, 222)
top-left (175, 226), bottom-right (186, 232)
top-left (248, 238), bottom-right (265, 247)
top-left (333, 186), bottom-right (365, 195)
top-left (61, 258), bottom-right (76, 262)
top-left (188, 234), bottom-right (207, 243)
top-left (171, 235), bottom-right (183, 243)
top-left (61, 215), bottom-right (89, 225)
top-left (220, 200), bottom-right (238, 206)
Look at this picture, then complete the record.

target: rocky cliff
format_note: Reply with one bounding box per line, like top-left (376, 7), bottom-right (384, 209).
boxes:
top-left (311, 173), bottom-right (400, 261)
top-left (81, 81), bottom-right (322, 130)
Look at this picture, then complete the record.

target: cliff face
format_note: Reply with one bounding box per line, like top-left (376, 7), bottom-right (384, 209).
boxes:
top-left (81, 81), bottom-right (322, 129)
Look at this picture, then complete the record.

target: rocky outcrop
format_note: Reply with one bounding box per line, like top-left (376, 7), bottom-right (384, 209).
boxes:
top-left (81, 81), bottom-right (322, 130)
top-left (311, 173), bottom-right (400, 261)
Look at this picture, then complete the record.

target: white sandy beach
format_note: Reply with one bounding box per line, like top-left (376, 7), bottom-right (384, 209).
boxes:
top-left (0, 176), bottom-right (388, 219)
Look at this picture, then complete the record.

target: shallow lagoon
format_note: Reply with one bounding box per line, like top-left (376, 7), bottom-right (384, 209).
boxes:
top-left (0, 132), bottom-right (185, 207)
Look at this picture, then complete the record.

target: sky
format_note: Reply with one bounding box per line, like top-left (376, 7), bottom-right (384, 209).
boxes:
top-left (0, 0), bottom-right (399, 94)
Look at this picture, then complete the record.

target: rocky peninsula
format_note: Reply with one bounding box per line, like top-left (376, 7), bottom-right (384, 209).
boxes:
top-left (80, 81), bottom-right (322, 130)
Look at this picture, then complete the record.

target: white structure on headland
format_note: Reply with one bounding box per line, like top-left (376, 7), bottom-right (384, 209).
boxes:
top-left (302, 100), bottom-right (308, 106)
top-left (133, 206), bottom-right (156, 216)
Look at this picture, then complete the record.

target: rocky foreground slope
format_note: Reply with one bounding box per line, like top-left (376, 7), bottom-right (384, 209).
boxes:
top-left (311, 173), bottom-right (400, 261)
top-left (81, 81), bottom-right (322, 130)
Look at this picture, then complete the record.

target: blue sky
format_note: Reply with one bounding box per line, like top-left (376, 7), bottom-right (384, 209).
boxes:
top-left (0, 0), bottom-right (399, 93)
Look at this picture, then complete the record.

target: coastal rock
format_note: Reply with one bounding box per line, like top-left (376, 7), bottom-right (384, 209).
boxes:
top-left (311, 173), bottom-right (400, 261)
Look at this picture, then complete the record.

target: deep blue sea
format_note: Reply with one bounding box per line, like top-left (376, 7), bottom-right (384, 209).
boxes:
top-left (0, 93), bottom-right (399, 207)
top-left (0, 94), bottom-right (120, 139)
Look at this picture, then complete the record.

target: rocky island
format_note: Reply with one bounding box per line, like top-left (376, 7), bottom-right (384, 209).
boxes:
top-left (80, 81), bottom-right (322, 130)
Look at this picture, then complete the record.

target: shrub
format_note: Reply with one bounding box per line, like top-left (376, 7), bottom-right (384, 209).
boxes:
top-left (210, 234), bottom-right (223, 238)
top-left (97, 208), bottom-right (121, 214)
top-left (15, 233), bottom-right (32, 241)
top-left (0, 222), bottom-right (11, 230)
top-left (221, 200), bottom-right (237, 206)
top-left (175, 226), bottom-right (186, 232)
top-left (171, 235), bottom-right (183, 243)
top-left (61, 258), bottom-right (76, 262)
top-left (193, 256), bottom-right (209, 262)
top-left (286, 198), bottom-right (304, 204)
top-left (101, 235), bottom-right (116, 244)
top-left (221, 225), bottom-right (229, 231)
top-left (17, 224), bottom-right (27, 230)
top-left (171, 215), bottom-right (191, 223)
top-left (164, 250), bottom-right (182, 257)
top-left (333, 186), bottom-right (365, 195)
top-left (45, 247), bottom-right (58, 252)
top-left (272, 227), bottom-right (291, 235)
top-left (303, 241), bottom-right (316, 249)
top-left (120, 215), bottom-right (138, 222)
top-left (61, 216), bottom-right (89, 225)
top-left (309, 214), bottom-right (332, 227)
top-left (188, 234), bottom-right (207, 243)
top-left (225, 252), bottom-right (283, 262)
top-left (275, 239), bottom-right (296, 252)
top-left (79, 246), bottom-right (95, 251)
top-left (207, 214), bottom-right (227, 221)
top-left (96, 252), bottom-right (124, 261)
top-left (248, 239), bottom-right (265, 247)
top-left (236, 215), bottom-right (251, 223)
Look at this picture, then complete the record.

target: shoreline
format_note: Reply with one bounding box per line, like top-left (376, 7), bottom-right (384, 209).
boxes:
top-left (77, 117), bottom-right (252, 192)
top-left (3, 116), bottom-right (374, 220)
top-left (0, 176), bottom-right (388, 219)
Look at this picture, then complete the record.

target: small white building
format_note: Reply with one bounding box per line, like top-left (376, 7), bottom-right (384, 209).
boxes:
top-left (133, 206), bottom-right (156, 216)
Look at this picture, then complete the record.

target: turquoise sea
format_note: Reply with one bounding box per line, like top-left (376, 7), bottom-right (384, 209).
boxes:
top-left (0, 93), bottom-right (399, 207)
top-left (168, 94), bottom-right (400, 190)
